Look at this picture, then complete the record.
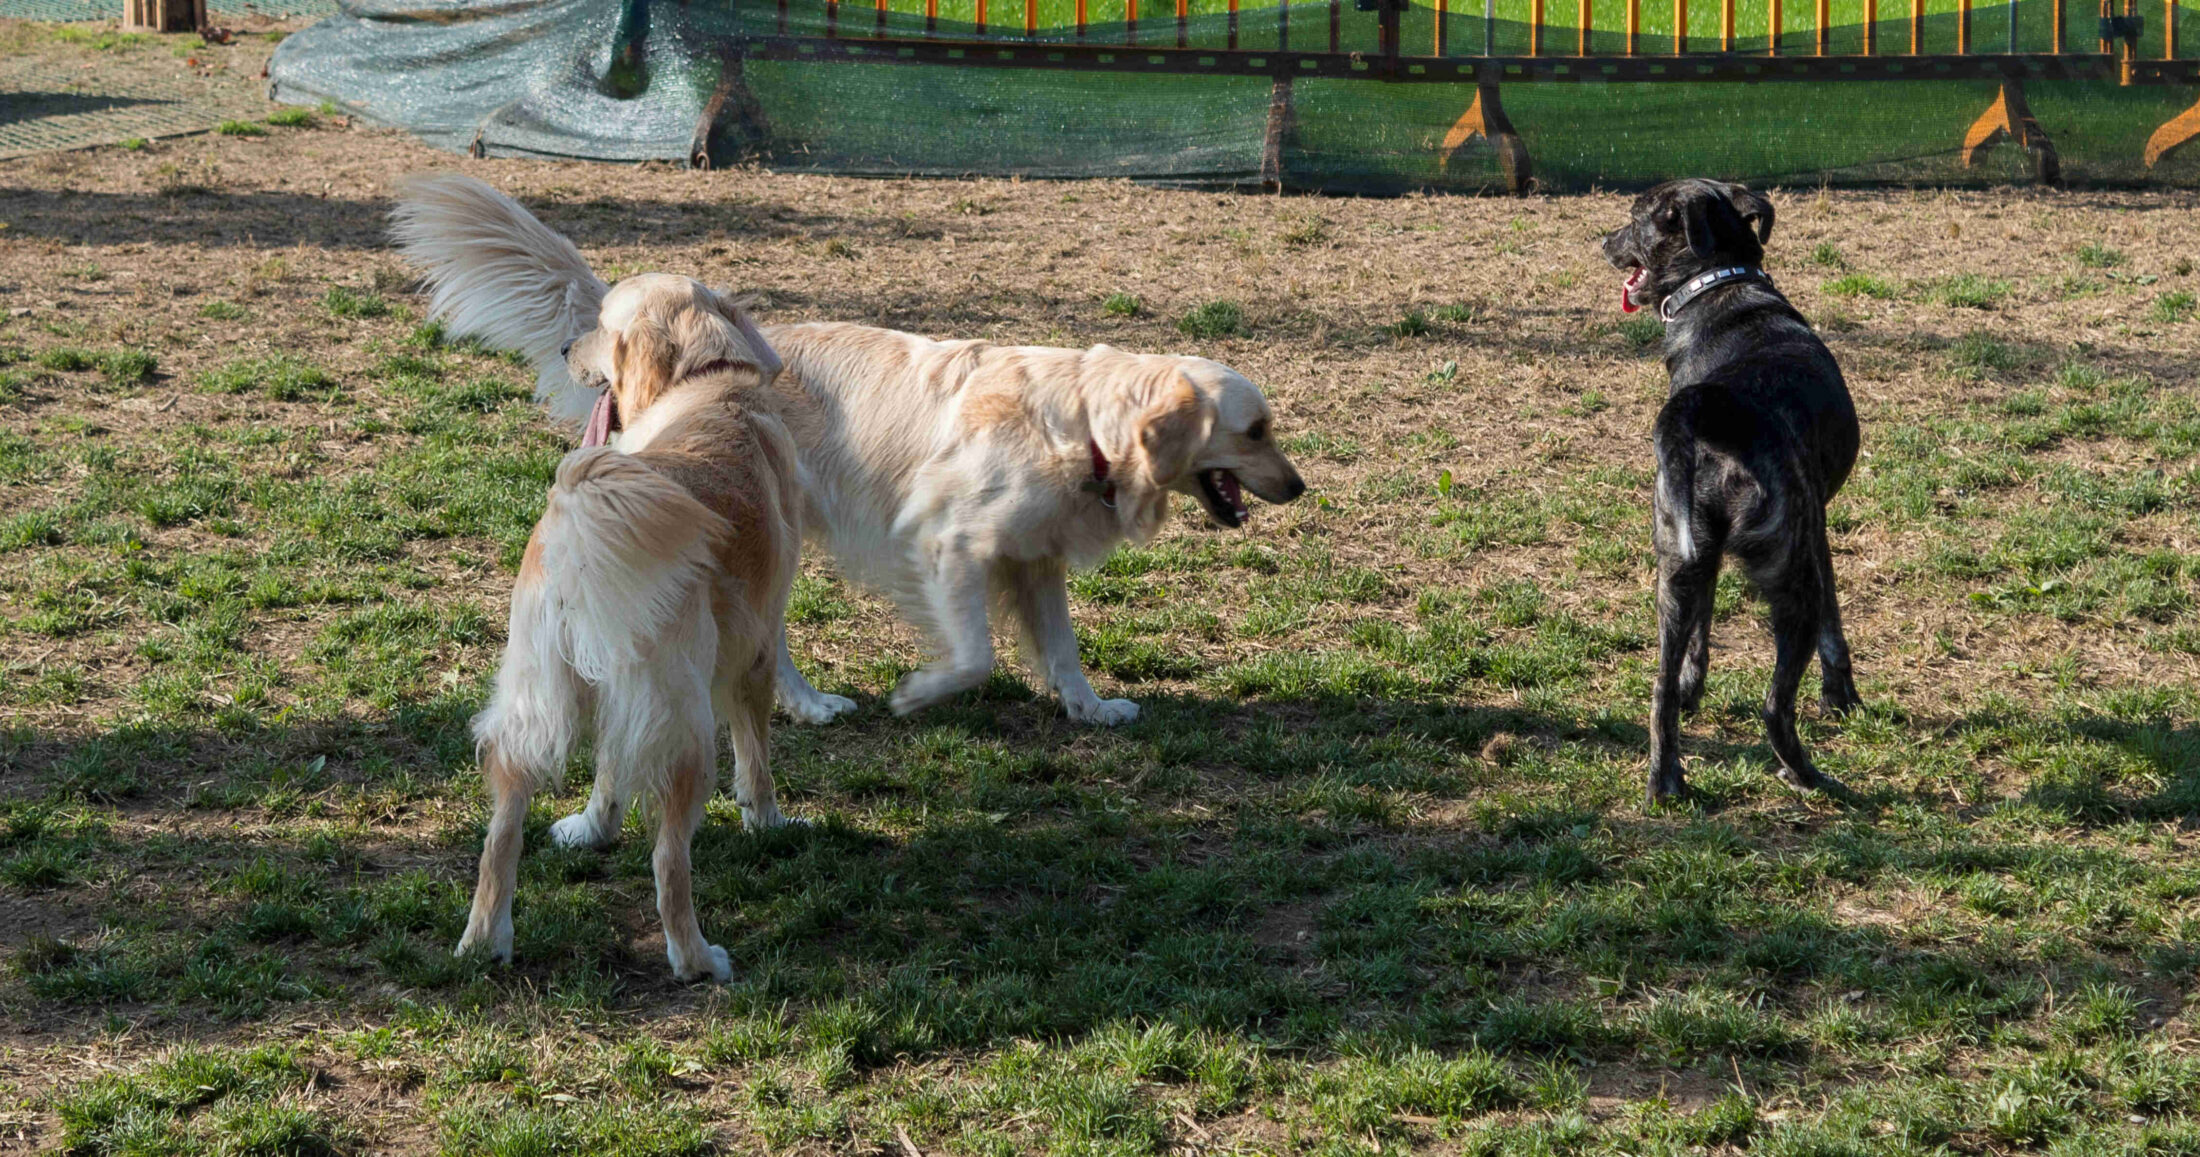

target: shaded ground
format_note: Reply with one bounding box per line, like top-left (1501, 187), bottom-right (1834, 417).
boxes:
top-left (1, 41), bottom-right (2198, 1155)
top-left (0, 23), bottom-right (290, 160)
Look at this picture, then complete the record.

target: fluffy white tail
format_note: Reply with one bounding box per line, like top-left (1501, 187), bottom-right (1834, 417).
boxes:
top-left (389, 173), bottom-right (609, 423)
top-left (472, 448), bottom-right (730, 796)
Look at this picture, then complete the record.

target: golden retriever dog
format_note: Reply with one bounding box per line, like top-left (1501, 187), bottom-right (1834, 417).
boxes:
top-left (393, 174), bottom-right (1306, 729)
top-left (457, 272), bottom-right (798, 981)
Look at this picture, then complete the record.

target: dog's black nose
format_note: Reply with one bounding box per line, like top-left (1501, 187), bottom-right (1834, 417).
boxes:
top-left (1285, 476), bottom-right (1307, 501)
top-left (560, 338), bottom-right (574, 359)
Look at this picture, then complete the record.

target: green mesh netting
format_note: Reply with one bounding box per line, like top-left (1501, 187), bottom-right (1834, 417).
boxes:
top-left (265, 0), bottom-right (2200, 189)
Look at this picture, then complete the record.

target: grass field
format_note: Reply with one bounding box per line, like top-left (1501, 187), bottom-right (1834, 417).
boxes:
top-left (3, 87), bottom-right (2200, 1154)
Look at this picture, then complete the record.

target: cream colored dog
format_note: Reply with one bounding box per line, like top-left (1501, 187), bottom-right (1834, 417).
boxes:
top-left (458, 274), bottom-right (798, 980)
top-left (393, 174), bottom-right (1306, 728)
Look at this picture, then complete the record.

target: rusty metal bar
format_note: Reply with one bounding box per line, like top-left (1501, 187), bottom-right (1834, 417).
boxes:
top-left (876, 0), bottom-right (887, 39)
top-left (1176, 0), bottom-right (1187, 47)
top-left (1025, 0), bottom-right (1036, 36)
top-left (925, 0), bottom-right (936, 34)
top-left (1579, 0), bottom-right (1591, 53)
top-left (1531, 0), bottom-right (1544, 52)
top-left (1720, 0), bottom-right (1733, 49)
top-left (1816, 0), bottom-right (1827, 52)
top-left (1627, 0), bottom-right (1639, 52)
top-left (1075, 0), bottom-right (1086, 36)
top-left (1912, 0), bottom-right (1924, 52)
top-left (1674, 0), bottom-right (1686, 51)
top-left (1123, 0), bottom-right (1133, 43)
top-left (975, 0), bottom-right (986, 34)
top-left (1769, 0), bottom-right (1780, 53)
top-left (1863, 0), bottom-right (1874, 52)
top-left (1958, 0), bottom-right (1969, 52)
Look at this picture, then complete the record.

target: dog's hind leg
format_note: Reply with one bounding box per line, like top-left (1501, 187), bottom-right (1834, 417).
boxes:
top-left (1811, 533), bottom-right (1862, 716)
top-left (457, 744), bottom-right (531, 963)
top-left (776, 632), bottom-right (857, 724)
top-left (1005, 558), bottom-right (1138, 727)
top-left (723, 656), bottom-right (788, 831)
top-left (1759, 566), bottom-right (1834, 794)
top-left (653, 738), bottom-right (731, 983)
top-left (1649, 554), bottom-right (1718, 806)
top-left (1675, 557), bottom-right (1719, 716)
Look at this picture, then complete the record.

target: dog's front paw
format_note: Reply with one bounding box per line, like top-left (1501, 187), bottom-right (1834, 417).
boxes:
top-left (782, 691), bottom-right (857, 724)
top-left (739, 806), bottom-right (811, 833)
top-left (672, 942), bottom-right (733, 983)
top-left (549, 812), bottom-right (617, 850)
top-left (1067, 697), bottom-right (1140, 727)
top-left (1819, 686), bottom-right (1862, 717)
top-left (454, 924), bottom-right (512, 965)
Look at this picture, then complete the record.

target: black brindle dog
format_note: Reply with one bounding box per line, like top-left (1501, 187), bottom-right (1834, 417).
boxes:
top-left (1601, 179), bottom-right (1862, 806)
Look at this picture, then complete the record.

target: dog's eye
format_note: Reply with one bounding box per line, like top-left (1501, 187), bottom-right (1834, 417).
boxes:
top-left (1247, 419), bottom-right (1268, 442)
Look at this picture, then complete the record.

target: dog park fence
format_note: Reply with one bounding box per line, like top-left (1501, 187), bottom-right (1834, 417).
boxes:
top-left (267, 0), bottom-right (2200, 190)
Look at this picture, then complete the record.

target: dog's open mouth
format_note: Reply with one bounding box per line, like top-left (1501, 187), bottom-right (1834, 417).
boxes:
top-left (1197, 468), bottom-right (1250, 528)
top-left (1620, 266), bottom-right (1648, 314)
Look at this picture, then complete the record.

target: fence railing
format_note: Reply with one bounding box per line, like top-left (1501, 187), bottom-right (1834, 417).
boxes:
top-left (696, 0), bottom-right (2200, 188)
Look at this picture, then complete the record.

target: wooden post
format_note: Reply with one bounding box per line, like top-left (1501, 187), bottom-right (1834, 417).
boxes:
top-left (925, 0), bottom-right (936, 34)
top-left (2168, 0), bottom-right (2177, 58)
top-left (1229, 0), bottom-right (1239, 48)
top-left (1957, 0), bottom-right (1969, 53)
top-left (1531, 0), bottom-right (1544, 53)
top-left (124, 0), bottom-right (202, 32)
top-left (1864, 0), bottom-right (1875, 52)
top-left (1075, 0), bottom-right (1086, 36)
top-left (1436, 0), bottom-right (1448, 54)
top-left (1720, 0), bottom-right (1733, 49)
top-left (1579, 0), bottom-right (1591, 52)
top-left (1911, 0), bottom-right (1923, 52)
top-left (1768, 0), bottom-right (1780, 53)
top-left (1627, 0), bottom-right (1639, 52)
top-left (976, 0), bottom-right (987, 35)
top-left (1123, 0), bottom-right (1134, 43)
top-left (876, 0), bottom-right (887, 40)
top-left (1815, 0), bottom-right (1827, 52)
top-left (2053, 0), bottom-right (2064, 51)
top-left (1026, 0), bottom-right (1037, 37)
top-left (1674, 0), bottom-right (1686, 52)
top-left (1176, 0), bottom-right (1187, 47)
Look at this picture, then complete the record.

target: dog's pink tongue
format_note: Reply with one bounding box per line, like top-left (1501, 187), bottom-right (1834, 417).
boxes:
top-left (1218, 470), bottom-right (1246, 519)
top-left (582, 390), bottom-right (615, 448)
top-left (1620, 267), bottom-right (1645, 314)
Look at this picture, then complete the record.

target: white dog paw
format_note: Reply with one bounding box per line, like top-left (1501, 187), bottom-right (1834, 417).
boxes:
top-left (454, 926), bottom-right (512, 964)
top-left (782, 692), bottom-right (857, 724)
top-left (673, 943), bottom-right (733, 983)
top-left (740, 807), bottom-right (811, 833)
top-left (549, 812), bottom-right (615, 850)
top-left (1068, 698), bottom-right (1141, 727)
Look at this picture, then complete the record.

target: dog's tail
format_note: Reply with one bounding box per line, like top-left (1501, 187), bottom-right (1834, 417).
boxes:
top-left (472, 447), bottom-right (729, 797)
top-left (1652, 393), bottom-right (1702, 564)
top-left (389, 172), bottom-right (610, 425)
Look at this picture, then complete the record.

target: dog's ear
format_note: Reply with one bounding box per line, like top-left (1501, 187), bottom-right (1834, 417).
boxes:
top-left (613, 318), bottom-right (677, 411)
top-left (1724, 183), bottom-right (1776, 243)
top-left (711, 290), bottom-right (784, 383)
top-left (1134, 371), bottom-right (1213, 486)
top-left (1681, 187), bottom-right (1755, 260)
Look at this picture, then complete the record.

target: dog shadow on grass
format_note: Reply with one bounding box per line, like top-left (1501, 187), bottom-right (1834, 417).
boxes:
top-left (6, 679), bottom-right (2194, 1063)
